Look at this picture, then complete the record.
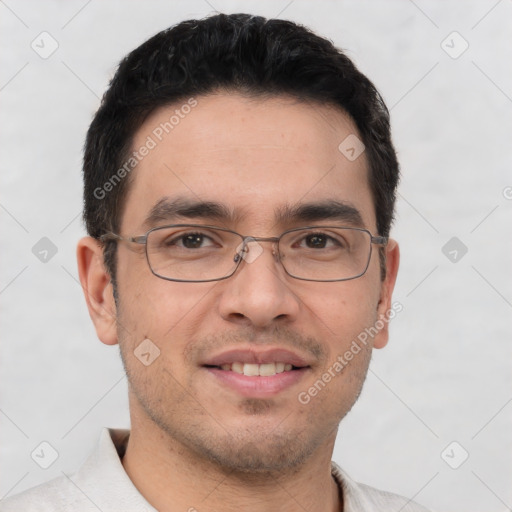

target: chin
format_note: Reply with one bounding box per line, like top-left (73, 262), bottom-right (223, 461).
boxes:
top-left (198, 434), bottom-right (313, 476)
top-left (177, 413), bottom-right (332, 477)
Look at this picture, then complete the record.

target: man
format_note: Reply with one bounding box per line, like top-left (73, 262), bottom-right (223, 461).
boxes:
top-left (1, 13), bottom-right (431, 512)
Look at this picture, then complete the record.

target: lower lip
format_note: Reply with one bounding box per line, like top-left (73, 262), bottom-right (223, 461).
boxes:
top-left (204, 367), bottom-right (309, 398)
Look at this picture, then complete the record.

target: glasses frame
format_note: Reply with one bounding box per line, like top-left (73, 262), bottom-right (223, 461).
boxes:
top-left (100, 224), bottom-right (388, 283)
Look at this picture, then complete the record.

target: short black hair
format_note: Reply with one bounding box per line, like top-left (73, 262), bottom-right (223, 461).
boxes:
top-left (83, 13), bottom-right (399, 284)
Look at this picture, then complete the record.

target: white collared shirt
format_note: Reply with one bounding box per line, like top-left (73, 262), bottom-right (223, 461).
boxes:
top-left (1, 428), bottom-right (431, 511)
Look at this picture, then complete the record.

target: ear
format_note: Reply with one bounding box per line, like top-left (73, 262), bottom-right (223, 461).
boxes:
top-left (373, 239), bottom-right (400, 349)
top-left (77, 236), bottom-right (118, 346)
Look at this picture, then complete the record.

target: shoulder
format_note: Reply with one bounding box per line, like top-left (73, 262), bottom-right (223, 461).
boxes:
top-left (0, 428), bottom-right (154, 512)
top-left (331, 462), bottom-right (433, 512)
top-left (352, 482), bottom-right (432, 512)
top-left (0, 474), bottom-right (92, 512)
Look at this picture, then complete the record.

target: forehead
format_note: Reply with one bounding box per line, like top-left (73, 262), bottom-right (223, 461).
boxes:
top-left (122, 93), bottom-right (374, 232)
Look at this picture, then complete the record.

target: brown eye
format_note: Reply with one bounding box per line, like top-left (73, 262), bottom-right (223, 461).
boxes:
top-left (305, 234), bottom-right (328, 248)
top-left (162, 231), bottom-right (216, 249)
top-left (181, 233), bottom-right (205, 249)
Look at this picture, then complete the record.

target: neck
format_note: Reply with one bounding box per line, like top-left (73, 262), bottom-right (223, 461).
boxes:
top-left (121, 417), bottom-right (342, 512)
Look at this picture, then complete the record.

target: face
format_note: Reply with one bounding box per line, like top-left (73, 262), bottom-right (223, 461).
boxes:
top-left (80, 93), bottom-right (399, 474)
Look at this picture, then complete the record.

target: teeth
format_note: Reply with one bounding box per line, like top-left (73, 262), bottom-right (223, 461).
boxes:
top-left (231, 362), bottom-right (244, 374)
top-left (243, 363), bottom-right (260, 376)
top-left (259, 363), bottom-right (276, 376)
top-left (220, 362), bottom-right (296, 376)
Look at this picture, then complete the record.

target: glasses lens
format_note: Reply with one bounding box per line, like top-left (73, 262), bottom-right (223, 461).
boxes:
top-left (279, 227), bottom-right (372, 281)
top-left (146, 226), bottom-right (242, 281)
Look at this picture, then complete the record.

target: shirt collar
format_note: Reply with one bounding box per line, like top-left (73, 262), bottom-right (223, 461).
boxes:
top-left (72, 428), bottom-right (157, 512)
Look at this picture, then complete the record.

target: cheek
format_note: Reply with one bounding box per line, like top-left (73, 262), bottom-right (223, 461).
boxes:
top-left (116, 262), bottom-right (217, 352)
top-left (305, 277), bottom-right (380, 340)
top-left (115, 280), bottom-right (211, 403)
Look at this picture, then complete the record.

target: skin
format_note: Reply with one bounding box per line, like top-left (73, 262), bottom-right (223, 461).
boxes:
top-left (77, 93), bottom-right (399, 512)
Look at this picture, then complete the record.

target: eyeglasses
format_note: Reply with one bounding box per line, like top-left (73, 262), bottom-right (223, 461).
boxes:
top-left (100, 224), bottom-right (388, 283)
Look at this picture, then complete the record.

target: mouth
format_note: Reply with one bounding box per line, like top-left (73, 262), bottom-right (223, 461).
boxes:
top-left (204, 362), bottom-right (303, 376)
top-left (201, 348), bottom-right (312, 397)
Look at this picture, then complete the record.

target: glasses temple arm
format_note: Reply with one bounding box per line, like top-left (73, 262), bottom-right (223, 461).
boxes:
top-left (371, 235), bottom-right (388, 246)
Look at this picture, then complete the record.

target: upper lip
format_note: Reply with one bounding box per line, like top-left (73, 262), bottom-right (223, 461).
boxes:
top-left (202, 348), bottom-right (312, 367)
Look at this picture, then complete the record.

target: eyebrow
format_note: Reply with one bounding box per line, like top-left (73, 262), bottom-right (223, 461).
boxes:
top-left (143, 196), bottom-right (239, 228)
top-left (143, 196), bottom-right (364, 229)
top-left (275, 200), bottom-right (364, 227)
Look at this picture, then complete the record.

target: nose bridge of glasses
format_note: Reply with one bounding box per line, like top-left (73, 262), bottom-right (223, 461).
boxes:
top-left (234, 235), bottom-right (280, 264)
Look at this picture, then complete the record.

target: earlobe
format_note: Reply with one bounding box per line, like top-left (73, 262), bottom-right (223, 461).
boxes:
top-left (77, 237), bottom-right (118, 346)
top-left (373, 239), bottom-right (400, 349)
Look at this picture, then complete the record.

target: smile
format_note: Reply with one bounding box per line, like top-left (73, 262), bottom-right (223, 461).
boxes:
top-left (201, 347), bottom-right (312, 397)
top-left (214, 362), bottom-right (295, 376)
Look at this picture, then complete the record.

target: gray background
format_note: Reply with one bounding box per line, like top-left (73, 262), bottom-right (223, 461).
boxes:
top-left (1, 1), bottom-right (511, 511)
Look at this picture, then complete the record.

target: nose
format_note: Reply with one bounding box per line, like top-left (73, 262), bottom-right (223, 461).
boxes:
top-left (217, 239), bottom-right (301, 328)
